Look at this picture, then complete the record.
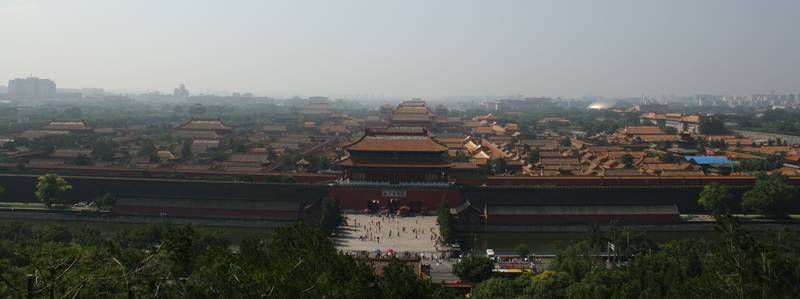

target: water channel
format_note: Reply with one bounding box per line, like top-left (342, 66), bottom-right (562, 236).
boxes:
top-left (12, 219), bottom-right (276, 245)
top-left (13, 218), bottom-right (722, 255)
top-left (461, 231), bottom-right (719, 255)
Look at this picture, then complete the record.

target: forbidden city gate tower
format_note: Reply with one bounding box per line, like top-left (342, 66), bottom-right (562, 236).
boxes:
top-left (337, 127), bottom-right (451, 183)
top-left (334, 127), bottom-right (459, 210)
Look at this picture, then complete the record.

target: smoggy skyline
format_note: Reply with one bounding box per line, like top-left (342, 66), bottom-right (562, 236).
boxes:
top-left (1, 0), bottom-right (798, 98)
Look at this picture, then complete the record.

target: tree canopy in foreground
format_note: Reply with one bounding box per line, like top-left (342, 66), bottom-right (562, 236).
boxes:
top-left (468, 220), bottom-right (800, 299)
top-left (0, 222), bottom-right (458, 298)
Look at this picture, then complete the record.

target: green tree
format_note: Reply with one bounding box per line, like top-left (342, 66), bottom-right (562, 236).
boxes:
top-left (181, 140), bottom-right (192, 159)
top-left (74, 154), bottom-right (90, 165)
top-left (437, 200), bottom-right (456, 244)
top-left (471, 278), bottom-right (516, 299)
top-left (744, 156), bottom-right (785, 171)
top-left (378, 259), bottom-right (432, 299)
top-left (315, 156), bottom-right (331, 171)
top-left (73, 226), bottom-right (104, 247)
top-left (521, 270), bottom-right (574, 299)
top-left (276, 149), bottom-right (302, 171)
top-left (257, 222), bottom-right (378, 298)
top-left (563, 270), bottom-right (614, 299)
top-left (663, 152), bottom-right (678, 163)
top-left (550, 240), bottom-right (603, 281)
top-left (663, 126), bottom-right (678, 134)
top-left (93, 193), bottom-right (116, 211)
top-left (699, 115), bottom-right (726, 135)
top-left (431, 287), bottom-right (461, 299)
top-left (698, 184), bottom-right (736, 216)
top-left (266, 147), bottom-right (276, 161)
top-left (92, 137), bottom-right (116, 161)
top-left (621, 154), bottom-right (635, 168)
top-left (138, 139), bottom-right (156, 157)
top-left (453, 255), bottom-right (493, 283)
top-left (452, 151), bottom-right (470, 162)
top-left (207, 149), bottom-right (229, 162)
top-left (3, 217), bottom-right (800, 298)
top-left (35, 174), bottom-right (73, 209)
top-left (514, 243), bottom-right (530, 257)
top-left (742, 173), bottom-right (796, 218)
top-left (319, 196), bottom-right (342, 235)
top-left (149, 151), bottom-right (161, 163)
top-left (478, 159), bottom-right (494, 176)
top-left (34, 224), bottom-right (73, 244)
top-left (528, 150), bottom-right (540, 164)
top-left (559, 138), bottom-right (572, 147)
top-left (494, 158), bottom-right (508, 174)
top-left (232, 140), bottom-right (247, 153)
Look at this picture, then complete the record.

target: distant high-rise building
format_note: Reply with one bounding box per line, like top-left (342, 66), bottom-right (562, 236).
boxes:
top-left (8, 77), bottom-right (56, 99)
top-left (485, 97), bottom-right (554, 111)
top-left (173, 84), bottom-right (190, 99)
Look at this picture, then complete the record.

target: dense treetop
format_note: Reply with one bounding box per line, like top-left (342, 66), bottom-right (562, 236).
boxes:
top-left (468, 220), bottom-right (800, 299)
top-left (0, 222), bottom-right (458, 299)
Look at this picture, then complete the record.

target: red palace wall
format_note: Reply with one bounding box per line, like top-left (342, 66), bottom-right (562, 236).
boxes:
top-left (0, 163), bottom-right (338, 184)
top-left (485, 214), bottom-right (680, 225)
top-left (332, 187), bottom-right (461, 211)
top-left (113, 206), bottom-right (300, 220)
top-left (456, 176), bottom-right (800, 187)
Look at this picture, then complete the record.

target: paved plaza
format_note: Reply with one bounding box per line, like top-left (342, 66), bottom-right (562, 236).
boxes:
top-left (335, 213), bottom-right (442, 255)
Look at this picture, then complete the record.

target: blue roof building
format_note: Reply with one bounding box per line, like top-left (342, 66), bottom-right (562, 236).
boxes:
top-left (684, 156), bottom-right (732, 165)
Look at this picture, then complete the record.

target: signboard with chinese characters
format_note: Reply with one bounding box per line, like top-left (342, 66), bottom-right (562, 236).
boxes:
top-left (382, 189), bottom-right (407, 198)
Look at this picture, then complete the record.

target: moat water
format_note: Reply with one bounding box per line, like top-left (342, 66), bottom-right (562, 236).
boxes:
top-left (461, 231), bottom-right (719, 255)
top-left (14, 218), bottom-right (721, 255)
top-left (12, 219), bottom-right (275, 245)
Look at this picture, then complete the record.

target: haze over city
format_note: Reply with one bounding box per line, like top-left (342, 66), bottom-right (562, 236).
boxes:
top-left (2, 0), bottom-right (799, 98)
top-left (3, 1), bottom-right (800, 298)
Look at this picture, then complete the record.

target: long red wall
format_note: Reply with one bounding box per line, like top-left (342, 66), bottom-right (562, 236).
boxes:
top-left (456, 176), bottom-right (800, 187)
top-left (485, 214), bottom-right (680, 225)
top-left (113, 206), bottom-right (299, 220)
top-left (0, 163), bottom-right (337, 184)
top-left (7, 163), bottom-right (799, 187)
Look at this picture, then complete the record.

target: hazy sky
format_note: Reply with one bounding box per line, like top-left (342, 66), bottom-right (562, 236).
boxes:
top-left (1, 0), bottom-right (798, 98)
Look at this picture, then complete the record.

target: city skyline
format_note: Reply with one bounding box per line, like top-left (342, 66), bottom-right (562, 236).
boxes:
top-left (1, 0), bottom-right (799, 98)
top-left (2, 76), bottom-right (798, 101)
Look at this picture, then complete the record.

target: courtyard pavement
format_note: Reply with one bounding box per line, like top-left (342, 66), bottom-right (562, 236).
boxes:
top-left (334, 213), bottom-right (442, 256)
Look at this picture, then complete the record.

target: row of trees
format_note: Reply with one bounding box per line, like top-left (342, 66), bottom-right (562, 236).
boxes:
top-left (698, 172), bottom-right (797, 218)
top-left (31, 173), bottom-right (114, 211)
top-left (319, 196), bottom-right (342, 235)
top-left (9, 135), bottom-right (117, 161)
top-left (698, 115), bottom-right (727, 135)
top-left (437, 200), bottom-right (457, 244)
top-left (466, 220), bottom-right (800, 298)
top-left (726, 108), bottom-right (800, 136)
top-left (477, 159), bottom-right (511, 176)
top-left (738, 156), bottom-right (785, 172)
top-left (0, 221), bottom-right (460, 298)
